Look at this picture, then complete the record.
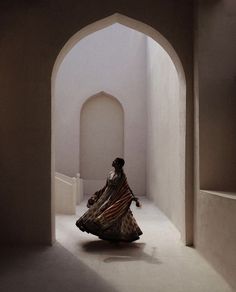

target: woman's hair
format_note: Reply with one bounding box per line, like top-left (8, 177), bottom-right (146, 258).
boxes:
top-left (115, 157), bottom-right (125, 168)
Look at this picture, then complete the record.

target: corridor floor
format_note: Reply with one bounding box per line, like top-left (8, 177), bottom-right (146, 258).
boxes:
top-left (56, 197), bottom-right (233, 292)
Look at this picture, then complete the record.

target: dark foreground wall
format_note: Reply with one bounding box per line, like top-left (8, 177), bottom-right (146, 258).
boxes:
top-left (195, 0), bottom-right (236, 289)
top-left (0, 0), bottom-right (194, 244)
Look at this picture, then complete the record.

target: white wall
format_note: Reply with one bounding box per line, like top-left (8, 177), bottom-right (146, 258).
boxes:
top-left (80, 92), bottom-right (124, 195)
top-left (55, 24), bottom-right (147, 196)
top-left (146, 38), bottom-right (185, 235)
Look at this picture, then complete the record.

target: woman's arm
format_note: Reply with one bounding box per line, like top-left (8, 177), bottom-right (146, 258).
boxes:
top-left (87, 180), bottom-right (108, 208)
top-left (128, 187), bottom-right (141, 208)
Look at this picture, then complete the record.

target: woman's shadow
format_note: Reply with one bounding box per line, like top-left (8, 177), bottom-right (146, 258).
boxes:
top-left (81, 240), bottom-right (161, 264)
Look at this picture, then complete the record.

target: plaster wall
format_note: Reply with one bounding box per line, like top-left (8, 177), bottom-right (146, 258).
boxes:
top-left (80, 93), bottom-right (124, 194)
top-left (55, 24), bottom-right (147, 196)
top-left (194, 0), bottom-right (236, 289)
top-left (0, 0), bottom-right (193, 245)
top-left (198, 0), bottom-right (236, 191)
top-left (146, 38), bottom-right (185, 236)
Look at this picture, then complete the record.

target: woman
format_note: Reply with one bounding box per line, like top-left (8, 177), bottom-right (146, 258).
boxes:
top-left (76, 158), bottom-right (142, 242)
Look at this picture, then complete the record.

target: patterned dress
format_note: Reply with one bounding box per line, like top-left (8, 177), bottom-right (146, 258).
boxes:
top-left (76, 171), bottom-right (143, 242)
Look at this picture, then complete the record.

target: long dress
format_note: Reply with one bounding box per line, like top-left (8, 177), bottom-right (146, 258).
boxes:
top-left (76, 170), bottom-right (143, 242)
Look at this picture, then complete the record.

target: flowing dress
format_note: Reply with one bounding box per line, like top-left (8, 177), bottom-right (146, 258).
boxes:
top-left (76, 171), bottom-right (143, 242)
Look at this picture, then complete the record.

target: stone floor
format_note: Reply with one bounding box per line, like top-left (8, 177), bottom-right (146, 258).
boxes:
top-left (55, 197), bottom-right (233, 292)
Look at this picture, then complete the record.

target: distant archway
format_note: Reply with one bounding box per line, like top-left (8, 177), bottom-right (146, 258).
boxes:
top-left (80, 92), bottom-right (124, 195)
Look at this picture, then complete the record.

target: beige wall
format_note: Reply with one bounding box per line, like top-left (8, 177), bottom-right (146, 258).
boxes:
top-left (194, 0), bottom-right (236, 289)
top-left (80, 93), bottom-right (124, 192)
top-left (198, 0), bottom-right (236, 192)
top-left (0, 1), bottom-right (193, 245)
top-left (146, 38), bottom-right (185, 238)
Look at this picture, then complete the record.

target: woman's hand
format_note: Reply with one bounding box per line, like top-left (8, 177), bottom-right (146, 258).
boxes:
top-left (136, 200), bottom-right (142, 208)
top-left (133, 197), bottom-right (141, 208)
top-left (87, 197), bottom-right (95, 208)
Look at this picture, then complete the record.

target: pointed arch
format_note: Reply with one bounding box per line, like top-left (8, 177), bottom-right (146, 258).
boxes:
top-left (80, 91), bottom-right (124, 193)
top-left (81, 91), bottom-right (124, 113)
top-left (52, 13), bottom-right (186, 91)
top-left (51, 13), bottom-right (192, 245)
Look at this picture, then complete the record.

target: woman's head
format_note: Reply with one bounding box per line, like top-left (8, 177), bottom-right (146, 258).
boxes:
top-left (112, 157), bottom-right (125, 169)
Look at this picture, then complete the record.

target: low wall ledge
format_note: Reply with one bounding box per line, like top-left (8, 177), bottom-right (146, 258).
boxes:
top-left (200, 190), bottom-right (236, 200)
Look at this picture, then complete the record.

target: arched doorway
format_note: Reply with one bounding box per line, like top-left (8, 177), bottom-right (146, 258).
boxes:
top-left (52, 13), bottom-right (191, 245)
top-left (80, 92), bottom-right (124, 195)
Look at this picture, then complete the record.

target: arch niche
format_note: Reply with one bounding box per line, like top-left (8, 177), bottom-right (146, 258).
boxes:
top-left (80, 92), bottom-right (124, 195)
top-left (52, 13), bottom-right (192, 245)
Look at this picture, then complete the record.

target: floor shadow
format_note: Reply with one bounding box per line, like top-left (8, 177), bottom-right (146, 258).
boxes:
top-left (0, 242), bottom-right (118, 292)
top-left (81, 240), bottom-right (161, 264)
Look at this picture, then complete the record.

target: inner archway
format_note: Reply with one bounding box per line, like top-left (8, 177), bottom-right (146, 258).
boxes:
top-left (52, 13), bottom-right (190, 244)
top-left (80, 92), bottom-right (124, 195)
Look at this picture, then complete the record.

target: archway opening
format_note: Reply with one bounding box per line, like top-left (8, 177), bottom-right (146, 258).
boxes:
top-left (80, 92), bottom-right (124, 195)
top-left (52, 14), bottom-right (188, 244)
